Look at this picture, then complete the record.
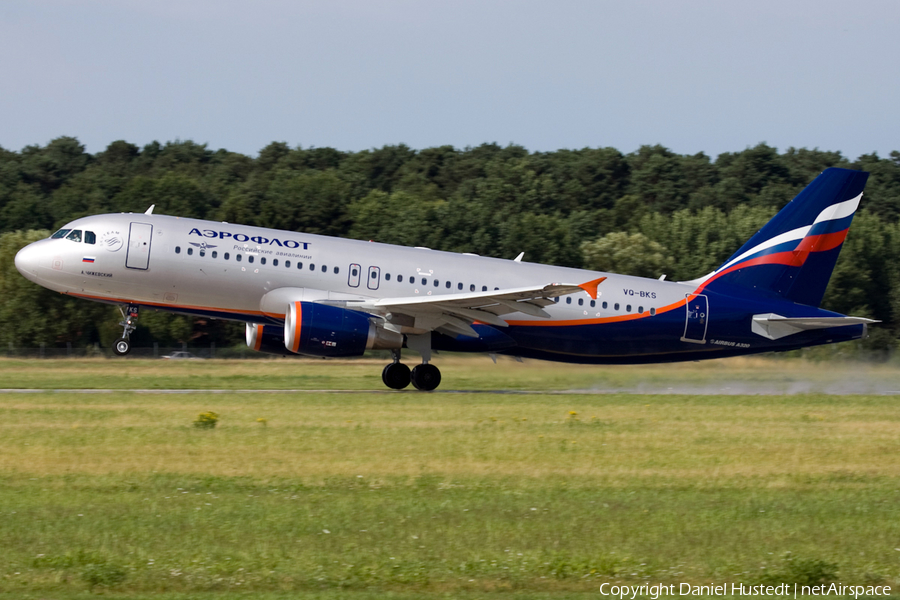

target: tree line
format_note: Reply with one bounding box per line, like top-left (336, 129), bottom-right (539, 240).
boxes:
top-left (2, 137), bottom-right (899, 354)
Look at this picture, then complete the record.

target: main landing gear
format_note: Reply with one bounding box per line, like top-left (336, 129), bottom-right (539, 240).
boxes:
top-left (112, 304), bottom-right (139, 356)
top-left (382, 353), bottom-right (411, 389)
top-left (381, 336), bottom-right (442, 391)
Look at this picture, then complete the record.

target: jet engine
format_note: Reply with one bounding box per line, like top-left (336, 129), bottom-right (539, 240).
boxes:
top-left (245, 323), bottom-right (290, 355)
top-left (283, 301), bottom-right (402, 357)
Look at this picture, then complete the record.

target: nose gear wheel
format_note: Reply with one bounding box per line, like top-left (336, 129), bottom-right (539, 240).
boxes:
top-left (112, 304), bottom-right (139, 356)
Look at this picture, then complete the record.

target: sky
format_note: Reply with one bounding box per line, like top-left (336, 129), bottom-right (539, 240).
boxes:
top-left (1, 0), bottom-right (898, 160)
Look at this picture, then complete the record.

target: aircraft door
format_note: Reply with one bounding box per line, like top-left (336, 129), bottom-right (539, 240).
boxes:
top-left (126, 222), bottom-right (153, 270)
top-left (367, 266), bottom-right (381, 290)
top-left (680, 294), bottom-right (708, 344)
top-left (348, 263), bottom-right (361, 287)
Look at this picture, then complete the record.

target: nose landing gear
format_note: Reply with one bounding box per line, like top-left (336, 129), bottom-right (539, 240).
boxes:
top-left (112, 304), bottom-right (139, 356)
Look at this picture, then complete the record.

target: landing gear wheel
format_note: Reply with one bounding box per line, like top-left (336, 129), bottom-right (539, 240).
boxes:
top-left (113, 304), bottom-right (139, 358)
top-left (382, 362), bottom-right (411, 390)
top-left (411, 363), bottom-right (441, 391)
top-left (113, 337), bottom-right (131, 356)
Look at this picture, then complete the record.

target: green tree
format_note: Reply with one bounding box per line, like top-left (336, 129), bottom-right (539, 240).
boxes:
top-left (259, 169), bottom-right (351, 235)
top-left (348, 190), bottom-right (441, 247)
top-left (581, 232), bottom-right (674, 279)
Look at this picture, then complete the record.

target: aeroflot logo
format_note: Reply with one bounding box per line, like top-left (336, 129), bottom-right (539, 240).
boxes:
top-left (188, 228), bottom-right (311, 250)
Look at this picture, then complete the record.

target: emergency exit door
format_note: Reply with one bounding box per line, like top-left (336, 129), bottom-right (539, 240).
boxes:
top-left (126, 222), bottom-right (153, 270)
top-left (680, 294), bottom-right (708, 344)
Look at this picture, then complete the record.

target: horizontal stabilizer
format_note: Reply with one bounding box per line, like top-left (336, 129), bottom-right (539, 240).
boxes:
top-left (751, 313), bottom-right (878, 341)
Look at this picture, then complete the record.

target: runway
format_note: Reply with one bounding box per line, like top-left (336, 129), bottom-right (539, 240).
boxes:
top-left (3, 385), bottom-right (900, 395)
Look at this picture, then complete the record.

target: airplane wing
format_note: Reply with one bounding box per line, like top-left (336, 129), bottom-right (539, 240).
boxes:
top-left (751, 313), bottom-right (879, 340)
top-left (336, 278), bottom-right (605, 338)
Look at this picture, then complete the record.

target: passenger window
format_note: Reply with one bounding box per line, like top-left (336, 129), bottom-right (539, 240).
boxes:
top-left (224, 252), bottom-right (230, 260)
top-left (421, 277), bottom-right (427, 285)
top-left (590, 300), bottom-right (595, 308)
top-left (199, 250), bottom-right (205, 257)
top-left (458, 283), bottom-right (463, 290)
top-left (385, 273), bottom-right (391, 281)
top-left (373, 272), bottom-right (378, 279)
top-left (434, 279), bottom-right (439, 287)
top-left (638, 306), bottom-right (643, 313)
top-left (298, 262), bottom-right (303, 269)
top-left (51, 229), bottom-right (71, 239)
top-left (66, 230), bottom-right (82, 242)
top-left (260, 257), bottom-right (266, 265)
top-left (273, 258), bottom-right (278, 266)
top-left (321, 265), bottom-right (327, 273)
top-left (578, 298), bottom-right (583, 306)
top-left (626, 304), bottom-right (632, 312)
top-left (84, 231), bottom-right (96, 244)
top-left (187, 248), bottom-right (193, 256)
top-left (397, 274), bottom-right (403, 282)
top-left (566, 297), bottom-right (572, 304)
top-left (285, 260), bottom-right (290, 268)
top-left (614, 303), bottom-right (619, 311)
top-left (310, 263), bottom-right (315, 271)
top-left (248, 255), bottom-right (254, 264)
top-left (445, 281), bottom-right (451, 289)
top-left (211, 251), bottom-right (217, 258)
top-left (410, 276), bottom-right (415, 284)
top-left (334, 266), bottom-right (339, 274)
top-left (650, 308), bottom-right (656, 316)
top-left (482, 286), bottom-right (487, 291)
top-left (554, 297), bottom-right (559, 303)
top-left (175, 246), bottom-right (181, 254)
top-left (236, 254), bottom-right (242, 262)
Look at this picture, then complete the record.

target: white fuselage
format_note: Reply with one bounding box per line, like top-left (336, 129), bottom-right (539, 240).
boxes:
top-left (15, 213), bottom-right (691, 326)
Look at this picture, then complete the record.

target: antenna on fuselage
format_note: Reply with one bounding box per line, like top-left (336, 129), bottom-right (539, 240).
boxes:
top-left (144, 205), bottom-right (155, 215)
top-left (513, 252), bottom-right (524, 262)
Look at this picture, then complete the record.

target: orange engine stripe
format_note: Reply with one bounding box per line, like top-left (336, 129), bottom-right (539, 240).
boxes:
top-left (253, 324), bottom-right (263, 351)
top-left (291, 302), bottom-right (302, 353)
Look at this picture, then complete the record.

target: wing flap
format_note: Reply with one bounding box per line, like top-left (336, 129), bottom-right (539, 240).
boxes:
top-left (345, 279), bottom-right (604, 336)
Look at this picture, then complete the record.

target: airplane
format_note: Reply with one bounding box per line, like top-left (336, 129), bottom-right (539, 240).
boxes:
top-left (14, 167), bottom-right (876, 391)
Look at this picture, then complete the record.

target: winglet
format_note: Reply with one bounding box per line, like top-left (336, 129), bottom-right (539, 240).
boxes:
top-left (578, 277), bottom-right (606, 299)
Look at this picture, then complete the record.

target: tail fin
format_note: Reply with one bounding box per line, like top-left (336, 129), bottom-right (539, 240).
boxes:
top-left (695, 167), bottom-right (869, 307)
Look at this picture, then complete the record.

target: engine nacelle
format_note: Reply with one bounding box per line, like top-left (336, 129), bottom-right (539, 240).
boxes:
top-left (284, 301), bottom-right (402, 357)
top-left (245, 323), bottom-right (290, 355)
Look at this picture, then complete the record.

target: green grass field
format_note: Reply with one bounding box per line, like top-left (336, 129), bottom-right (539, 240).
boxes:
top-left (1, 357), bottom-right (899, 599)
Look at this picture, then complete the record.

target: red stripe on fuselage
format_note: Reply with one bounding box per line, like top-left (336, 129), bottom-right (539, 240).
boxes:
top-left (69, 292), bottom-right (266, 317)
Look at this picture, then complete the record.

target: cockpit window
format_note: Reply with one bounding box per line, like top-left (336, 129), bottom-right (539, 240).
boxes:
top-left (84, 231), bottom-right (96, 244)
top-left (65, 230), bottom-right (83, 242)
top-left (51, 229), bottom-right (71, 239)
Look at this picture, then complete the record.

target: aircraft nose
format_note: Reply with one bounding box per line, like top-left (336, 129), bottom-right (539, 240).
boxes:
top-left (14, 242), bottom-right (41, 282)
